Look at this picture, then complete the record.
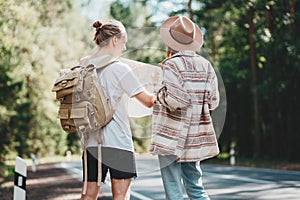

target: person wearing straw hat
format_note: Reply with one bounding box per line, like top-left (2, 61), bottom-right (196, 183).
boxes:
top-left (79, 19), bottom-right (156, 200)
top-left (150, 16), bottom-right (220, 200)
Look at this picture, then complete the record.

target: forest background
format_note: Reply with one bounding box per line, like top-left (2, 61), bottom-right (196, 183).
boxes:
top-left (0, 0), bottom-right (299, 173)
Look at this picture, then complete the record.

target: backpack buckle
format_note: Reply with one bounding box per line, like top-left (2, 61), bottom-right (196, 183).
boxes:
top-left (79, 125), bottom-right (86, 133)
top-left (61, 80), bottom-right (67, 87)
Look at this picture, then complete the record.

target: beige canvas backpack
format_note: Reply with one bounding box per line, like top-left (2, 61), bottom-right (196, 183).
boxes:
top-left (52, 55), bottom-right (116, 194)
top-left (52, 56), bottom-right (115, 133)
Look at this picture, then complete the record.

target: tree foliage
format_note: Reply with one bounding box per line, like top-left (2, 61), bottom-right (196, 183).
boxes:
top-left (0, 0), bottom-right (90, 164)
top-left (194, 0), bottom-right (300, 160)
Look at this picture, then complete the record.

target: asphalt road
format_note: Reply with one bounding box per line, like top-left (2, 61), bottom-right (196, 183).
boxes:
top-left (60, 154), bottom-right (300, 200)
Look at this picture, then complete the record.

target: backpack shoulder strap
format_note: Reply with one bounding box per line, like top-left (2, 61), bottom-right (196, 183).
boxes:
top-left (95, 55), bottom-right (119, 69)
top-left (79, 56), bottom-right (90, 66)
top-left (79, 55), bottom-right (119, 69)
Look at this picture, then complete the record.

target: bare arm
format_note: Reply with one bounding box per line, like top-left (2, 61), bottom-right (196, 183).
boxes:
top-left (134, 91), bottom-right (156, 108)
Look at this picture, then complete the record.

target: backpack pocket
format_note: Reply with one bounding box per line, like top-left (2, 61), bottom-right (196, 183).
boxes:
top-left (58, 101), bottom-right (99, 133)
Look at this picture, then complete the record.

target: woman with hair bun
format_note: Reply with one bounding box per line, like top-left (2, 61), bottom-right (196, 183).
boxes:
top-left (79, 19), bottom-right (155, 200)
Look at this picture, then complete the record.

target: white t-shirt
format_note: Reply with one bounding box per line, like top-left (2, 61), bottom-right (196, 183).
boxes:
top-left (83, 56), bottom-right (144, 152)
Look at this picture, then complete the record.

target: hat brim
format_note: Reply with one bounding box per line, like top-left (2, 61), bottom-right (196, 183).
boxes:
top-left (160, 16), bottom-right (203, 51)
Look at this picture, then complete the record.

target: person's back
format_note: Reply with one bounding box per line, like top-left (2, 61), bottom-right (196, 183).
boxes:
top-left (80, 19), bottom-right (155, 200)
top-left (150, 16), bottom-right (220, 200)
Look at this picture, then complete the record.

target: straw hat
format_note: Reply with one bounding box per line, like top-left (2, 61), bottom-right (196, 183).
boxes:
top-left (160, 16), bottom-right (203, 51)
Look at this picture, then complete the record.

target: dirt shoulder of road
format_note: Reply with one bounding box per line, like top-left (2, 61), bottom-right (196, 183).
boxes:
top-left (0, 162), bottom-right (82, 200)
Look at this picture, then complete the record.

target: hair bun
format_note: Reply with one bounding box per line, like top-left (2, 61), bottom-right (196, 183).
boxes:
top-left (93, 20), bottom-right (103, 30)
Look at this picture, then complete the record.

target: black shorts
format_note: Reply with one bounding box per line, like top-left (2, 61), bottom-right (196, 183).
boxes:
top-left (82, 146), bottom-right (137, 182)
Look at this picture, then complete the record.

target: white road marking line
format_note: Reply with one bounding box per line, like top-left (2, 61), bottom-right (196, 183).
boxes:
top-left (205, 172), bottom-right (273, 184)
top-left (128, 190), bottom-right (154, 200)
top-left (207, 164), bottom-right (300, 176)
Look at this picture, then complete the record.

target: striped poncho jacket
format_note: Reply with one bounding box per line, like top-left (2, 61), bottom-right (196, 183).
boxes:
top-left (150, 51), bottom-right (220, 162)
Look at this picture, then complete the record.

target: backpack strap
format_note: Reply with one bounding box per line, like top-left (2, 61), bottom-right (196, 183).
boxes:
top-left (80, 55), bottom-right (119, 69)
top-left (82, 136), bottom-right (88, 195)
top-left (96, 133), bottom-right (102, 186)
top-left (94, 55), bottom-right (119, 70)
top-left (82, 131), bottom-right (102, 195)
top-left (79, 55), bottom-right (118, 194)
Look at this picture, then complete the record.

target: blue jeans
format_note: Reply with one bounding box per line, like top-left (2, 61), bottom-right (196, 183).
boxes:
top-left (158, 155), bottom-right (210, 200)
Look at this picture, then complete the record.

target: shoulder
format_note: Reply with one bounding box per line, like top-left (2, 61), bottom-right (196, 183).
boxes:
top-left (194, 56), bottom-right (216, 74)
top-left (108, 61), bottom-right (132, 73)
top-left (195, 55), bottom-right (212, 66)
top-left (197, 54), bottom-right (210, 62)
top-left (160, 56), bottom-right (179, 69)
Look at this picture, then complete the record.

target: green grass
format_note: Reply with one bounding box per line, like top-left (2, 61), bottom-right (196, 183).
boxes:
top-left (0, 163), bottom-right (14, 183)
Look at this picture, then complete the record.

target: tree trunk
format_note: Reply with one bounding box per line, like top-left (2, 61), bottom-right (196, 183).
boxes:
top-left (247, 6), bottom-right (261, 158)
top-left (187, 0), bottom-right (194, 20)
top-left (289, 0), bottom-right (296, 41)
